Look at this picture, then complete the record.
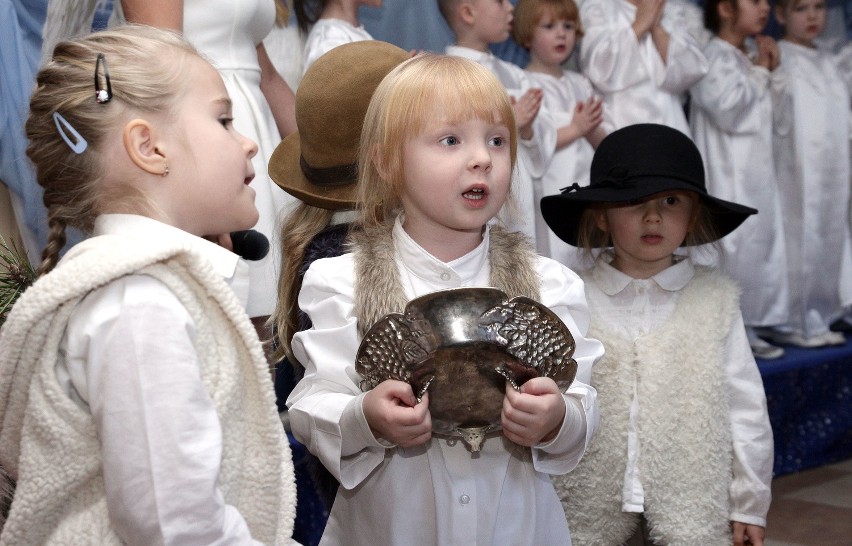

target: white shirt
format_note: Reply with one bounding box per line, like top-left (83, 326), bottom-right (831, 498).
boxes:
top-left (525, 68), bottom-right (613, 266)
top-left (288, 218), bottom-right (604, 545)
top-left (55, 214), bottom-right (262, 545)
top-left (579, 0), bottom-right (709, 134)
top-left (302, 18), bottom-right (373, 73)
top-left (588, 252), bottom-right (773, 526)
top-left (446, 45), bottom-right (558, 243)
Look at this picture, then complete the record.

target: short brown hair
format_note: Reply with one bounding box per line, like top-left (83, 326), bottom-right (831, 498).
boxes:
top-left (512, 0), bottom-right (583, 47)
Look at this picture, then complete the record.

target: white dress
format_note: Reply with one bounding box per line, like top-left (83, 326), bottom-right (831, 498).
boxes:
top-left (526, 69), bottom-right (613, 267)
top-left (184, 0), bottom-right (295, 318)
top-left (446, 46), bottom-right (558, 244)
top-left (689, 37), bottom-right (789, 328)
top-left (773, 40), bottom-right (851, 337)
top-left (287, 219), bottom-right (604, 545)
top-left (580, 0), bottom-right (709, 135)
top-left (302, 18), bottom-right (373, 74)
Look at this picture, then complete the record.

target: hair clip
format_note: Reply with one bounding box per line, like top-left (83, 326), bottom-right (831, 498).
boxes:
top-left (94, 53), bottom-right (112, 104)
top-left (53, 112), bottom-right (88, 154)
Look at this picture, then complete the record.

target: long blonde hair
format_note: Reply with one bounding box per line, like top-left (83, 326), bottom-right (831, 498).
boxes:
top-left (26, 24), bottom-right (200, 276)
top-left (356, 54), bottom-right (518, 229)
top-left (272, 203), bottom-right (337, 361)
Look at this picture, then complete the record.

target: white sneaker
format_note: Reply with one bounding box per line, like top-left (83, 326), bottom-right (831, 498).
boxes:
top-left (749, 336), bottom-right (785, 360)
top-left (768, 330), bottom-right (843, 348)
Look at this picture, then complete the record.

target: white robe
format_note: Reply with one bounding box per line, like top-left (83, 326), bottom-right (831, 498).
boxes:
top-left (446, 46), bottom-right (558, 244)
top-left (689, 38), bottom-right (789, 327)
top-left (526, 69), bottom-right (613, 268)
top-left (302, 18), bottom-right (373, 74)
top-left (580, 0), bottom-right (708, 135)
top-left (773, 40), bottom-right (852, 336)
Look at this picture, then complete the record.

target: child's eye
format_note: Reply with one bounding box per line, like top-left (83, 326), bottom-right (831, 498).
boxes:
top-left (219, 117), bottom-right (234, 128)
top-left (663, 196), bottom-right (679, 205)
top-left (489, 135), bottom-right (505, 147)
top-left (439, 135), bottom-right (460, 146)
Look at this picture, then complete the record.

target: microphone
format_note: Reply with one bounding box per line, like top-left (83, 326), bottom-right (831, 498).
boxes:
top-left (230, 229), bottom-right (270, 261)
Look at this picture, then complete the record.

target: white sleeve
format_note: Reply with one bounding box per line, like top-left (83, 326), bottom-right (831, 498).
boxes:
top-left (724, 312), bottom-right (774, 526)
top-left (690, 47), bottom-right (770, 134)
top-left (656, 7), bottom-right (710, 94)
top-left (531, 259), bottom-right (603, 474)
top-left (580, 0), bottom-right (651, 93)
top-left (287, 259), bottom-right (389, 490)
top-left (65, 275), bottom-right (263, 546)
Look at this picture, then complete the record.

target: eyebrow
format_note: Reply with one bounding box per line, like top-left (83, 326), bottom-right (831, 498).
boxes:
top-left (213, 97), bottom-right (233, 110)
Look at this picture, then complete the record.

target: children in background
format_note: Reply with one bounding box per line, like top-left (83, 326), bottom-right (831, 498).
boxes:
top-left (541, 124), bottom-right (773, 546)
top-left (439, 0), bottom-right (558, 243)
top-left (770, 0), bottom-right (851, 347)
top-left (579, 0), bottom-right (709, 134)
top-left (286, 54), bottom-right (604, 545)
top-left (294, 0), bottom-right (380, 73)
top-left (689, 0), bottom-right (790, 359)
top-left (267, 40), bottom-right (410, 546)
top-left (513, 0), bottom-right (612, 267)
top-left (0, 26), bottom-right (296, 543)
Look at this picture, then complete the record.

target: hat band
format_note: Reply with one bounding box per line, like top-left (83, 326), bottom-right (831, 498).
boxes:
top-left (300, 155), bottom-right (357, 187)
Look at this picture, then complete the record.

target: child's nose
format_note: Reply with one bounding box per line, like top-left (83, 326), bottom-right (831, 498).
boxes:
top-left (469, 143), bottom-right (492, 172)
top-left (241, 133), bottom-right (258, 159)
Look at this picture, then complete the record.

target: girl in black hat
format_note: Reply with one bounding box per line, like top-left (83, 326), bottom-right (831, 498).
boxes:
top-left (542, 124), bottom-right (773, 546)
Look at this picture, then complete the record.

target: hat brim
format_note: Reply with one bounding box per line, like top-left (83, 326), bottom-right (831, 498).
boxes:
top-left (540, 177), bottom-right (758, 247)
top-left (268, 131), bottom-right (357, 211)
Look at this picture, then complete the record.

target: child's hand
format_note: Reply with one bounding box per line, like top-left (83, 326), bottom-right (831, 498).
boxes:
top-left (511, 88), bottom-right (543, 140)
top-left (732, 521), bottom-right (765, 545)
top-left (755, 35), bottom-right (780, 71)
top-left (363, 379), bottom-right (432, 447)
top-left (633, 0), bottom-right (666, 38)
top-left (572, 97), bottom-right (604, 138)
top-left (501, 377), bottom-right (566, 447)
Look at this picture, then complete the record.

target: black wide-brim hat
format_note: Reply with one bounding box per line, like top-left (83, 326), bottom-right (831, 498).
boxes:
top-left (540, 123), bottom-right (757, 247)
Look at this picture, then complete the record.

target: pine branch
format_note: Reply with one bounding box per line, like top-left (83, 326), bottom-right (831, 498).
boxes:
top-left (0, 235), bottom-right (36, 327)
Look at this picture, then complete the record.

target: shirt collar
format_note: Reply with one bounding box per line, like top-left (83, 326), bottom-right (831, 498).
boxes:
top-left (93, 214), bottom-right (242, 280)
top-left (592, 249), bottom-right (694, 296)
top-left (392, 215), bottom-right (490, 286)
top-left (446, 45), bottom-right (491, 63)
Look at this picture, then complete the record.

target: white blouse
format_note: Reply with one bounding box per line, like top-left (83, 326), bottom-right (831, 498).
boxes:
top-left (55, 214), bottom-right (262, 545)
top-left (302, 18), bottom-right (374, 73)
top-left (587, 252), bottom-right (773, 526)
top-left (288, 218), bottom-right (604, 545)
top-left (579, 0), bottom-right (709, 134)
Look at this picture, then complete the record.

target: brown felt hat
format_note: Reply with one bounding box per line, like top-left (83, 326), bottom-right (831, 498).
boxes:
top-left (269, 40), bottom-right (409, 210)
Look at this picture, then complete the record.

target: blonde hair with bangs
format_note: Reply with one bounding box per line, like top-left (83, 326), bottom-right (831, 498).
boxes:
top-left (512, 0), bottom-right (584, 47)
top-left (357, 54), bottom-right (517, 228)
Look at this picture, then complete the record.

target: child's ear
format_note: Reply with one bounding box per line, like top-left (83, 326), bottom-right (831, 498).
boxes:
top-left (718, 0), bottom-right (735, 22)
top-left (123, 118), bottom-right (169, 176)
top-left (774, 4), bottom-right (787, 26)
top-left (459, 1), bottom-right (476, 27)
top-left (593, 209), bottom-right (609, 232)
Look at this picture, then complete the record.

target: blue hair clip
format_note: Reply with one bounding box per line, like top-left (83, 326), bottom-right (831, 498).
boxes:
top-left (53, 112), bottom-right (88, 154)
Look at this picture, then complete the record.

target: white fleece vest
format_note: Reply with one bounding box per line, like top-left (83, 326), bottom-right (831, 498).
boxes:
top-left (554, 267), bottom-right (737, 546)
top-left (0, 235), bottom-right (295, 544)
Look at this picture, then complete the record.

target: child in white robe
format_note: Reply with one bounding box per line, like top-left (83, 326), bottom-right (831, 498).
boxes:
top-left (770, 0), bottom-right (851, 347)
top-left (689, 0), bottom-right (791, 358)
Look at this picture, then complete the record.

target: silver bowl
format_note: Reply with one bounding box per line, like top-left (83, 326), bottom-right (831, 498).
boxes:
top-left (355, 287), bottom-right (577, 450)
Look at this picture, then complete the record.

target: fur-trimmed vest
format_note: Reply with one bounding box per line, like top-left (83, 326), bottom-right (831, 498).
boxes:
top-left (350, 221), bottom-right (541, 334)
top-left (0, 235), bottom-right (296, 544)
top-left (554, 267), bottom-right (737, 546)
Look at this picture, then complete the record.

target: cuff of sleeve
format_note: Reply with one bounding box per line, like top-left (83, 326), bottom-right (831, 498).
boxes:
top-left (730, 513), bottom-right (767, 528)
top-left (536, 394), bottom-right (586, 454)
top-left (340, 393), bottom-right (396, 456)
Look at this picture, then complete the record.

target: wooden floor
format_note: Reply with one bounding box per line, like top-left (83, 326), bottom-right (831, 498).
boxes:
top-left (765, 457), bottom-right (852, 546)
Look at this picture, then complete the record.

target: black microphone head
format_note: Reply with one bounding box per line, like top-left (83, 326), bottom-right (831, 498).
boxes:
top-left (230, 229), bottom-right (270, 261)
